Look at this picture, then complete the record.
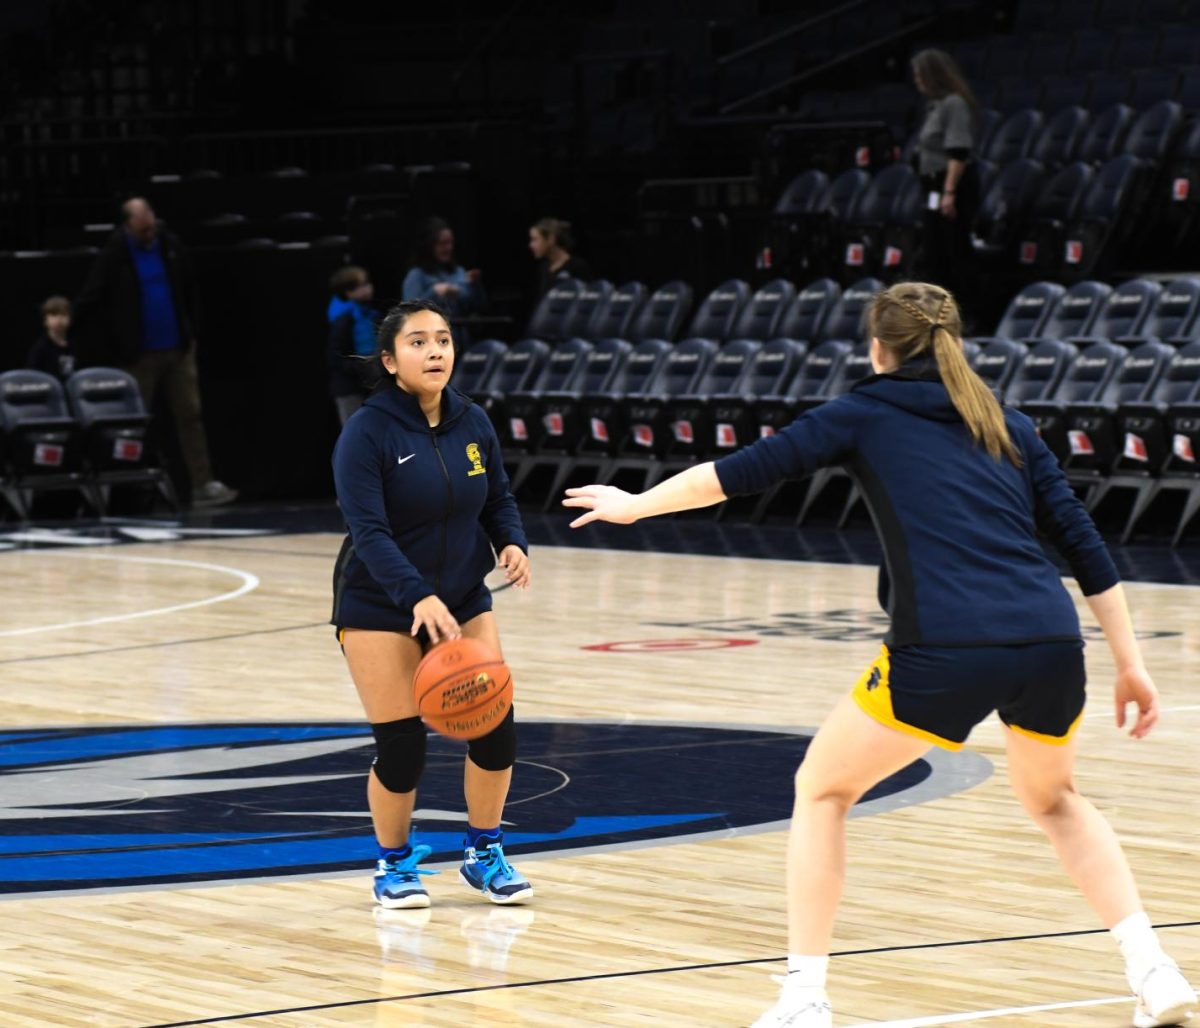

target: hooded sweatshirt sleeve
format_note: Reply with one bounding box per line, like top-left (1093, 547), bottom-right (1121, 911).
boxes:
top-left (478, 412), bottom-right (529, 554)
top-left (332, 416), bottom-right (436, 610)
top-left (714, 395), bottom-right (861, 496)
top-left (1015, 416), bottom-right (1120, 595)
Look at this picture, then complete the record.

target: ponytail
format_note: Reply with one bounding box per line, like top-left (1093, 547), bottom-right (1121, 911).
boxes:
top-left (930, 325), bottom-right (1021, 466)
top-left (870, 283), bottom-right (1022, 467)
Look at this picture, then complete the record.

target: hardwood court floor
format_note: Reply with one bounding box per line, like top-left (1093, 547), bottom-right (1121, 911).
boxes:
top-left (0, 527), bottom-right (1197, 1027)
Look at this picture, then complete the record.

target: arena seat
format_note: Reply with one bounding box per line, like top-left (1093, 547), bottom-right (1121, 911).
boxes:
top-left (64, 368), bottom-right (177, 513)
top-left (588, 281), bottom-right (647, 340)
top-left (628, 280), bottom-right (693, 341)
top-left (729, 279), bottom-right (796, 341)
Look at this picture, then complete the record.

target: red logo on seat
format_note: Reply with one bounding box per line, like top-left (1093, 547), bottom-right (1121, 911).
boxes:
top-left (1019, 241), bottom-right (1037, 264)
top-left (589, 417), bottom-right (609, 443)
top-left (715, 423), bottom-right (737, 448)
top-left (1123, 433), bottom-right (1148, 462)
top-left (1067, 430), bottom-right (1094, 456)
top-left (855, 146), bottom-right (870, 168)
top-left (1065, 240), bottom-right (1083, 264)
top-left (33, 443), bottom-right (64, 467)
top-left (759, 425), bottom-right (776, 439)
top-left (632, 424), bottom-right (654, 448)
top-left (1174, 178), bottom-right (1190, 202)
top-left (113, 438), bottom-right (143, 462)
top-left (883, 246), bottom-right (902, 268)
top-left (509, 418), bottom-right (528, 442)
top-left (845, 243), bottom-right (865, 266)
top-left (543, 412), bottom-right (564, 436)
top-left (1173, 434), bottom-right (1195, 463)
top-left (671, 420), bottom-right (694, 444)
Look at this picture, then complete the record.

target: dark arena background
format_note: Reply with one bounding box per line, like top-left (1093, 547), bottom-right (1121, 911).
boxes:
top-left (1, 3), bottom-right (1199, 1027)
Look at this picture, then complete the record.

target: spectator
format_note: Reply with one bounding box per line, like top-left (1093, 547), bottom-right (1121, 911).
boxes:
top-left (26, 295), bottom-right (77, 382)
top-left (72, 197), bottom-right (236, 507)
top-left (327, 265), bottom-right (378, 425)
top-left (401, 217), bottom-right (486, 322)
top-left (910, 49), bottom-right (981, 321)
top-left (528, 217), bottom-right (592, 298)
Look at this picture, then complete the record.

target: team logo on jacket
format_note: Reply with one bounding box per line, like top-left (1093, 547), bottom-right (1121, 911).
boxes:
top-left (0, 721), bottom-right (990, 895)
top-left (465, 442), bottom-right (486, 476)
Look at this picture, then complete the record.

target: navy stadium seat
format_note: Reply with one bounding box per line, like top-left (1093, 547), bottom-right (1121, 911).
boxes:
top-left (1086, 72), bottom-right (1132, 113)
top-left (709, 337), bottom-right (809, 454)
top-left (1020, 341), bottom-right (1127, 463)
top-left (577, 338), bottom-right (671, 456)
top-left (1112, 339), bottom-right (1200, 476)
top-left (820, 277), bottom-right (882, 342)
top-left (1069, 278), bottom-right (1162, 347)
top-left (972, 339), bottom-right (1028, 396)
top-left (1077, 104), bottom-right (1135, 165)
top-left (1128, 69), bottom-right (1181, 113)
top-left (1041, 75), bottom-right (1091, 115)
top-left (1031, 108), bottom-right (1090, 170)
top-left (665, 339), bottom-right (763, 458)
top-left (1069, 28), bottom-right (1114, 74)
top-left (455, 339), bottom-right (507, 400)
top-left (588, 281), bottom-right (647, 340)
top-left (562, 280), bottom-right (614, 339)
top-left (972, 158), bottom-right (1045, 258)
top-left (1059, 153), bottom-right (1143, 280)
top-left (1003, 340), bottom-right (1079, 404)
top-left (501, 338), bottom-right (592, 450)
top-left (1039, 279), bottom-right (1114, 341)
top-left (629, 281), bottom-right (693, 342)
top-left (536, 337), bottom-right (632, 456)
top-left (64, 368), bottom-right (177, 512)
top-left (767, 170), bottom-right (833, 279)
top-left (686, 279), bottom-right (751, 341)
top-left (619, 337), bottom-right (719, 457)
top-left (754, 339), bottom-right (854, 438)
top-left (1124, 101), bottom-right (1184, 167)
top-left (526, 279), bottom-right (584, 341)
top-left (983, 109), bottom-right (1044, 165)
top-left (475, 338), bottom-right (551, 427)
top-left (1128, 278), bottom-right (1200, 345)
top-left (730, 279), bottom-right (797, 341)
top-left (838, 164), bottom-right (921, 278)
top-left (977, 280), bottom-right (1065, 344)
top-left (1018, 162), bottom-right (1095, 274)
top-left (776, 279), bottom-right (841, 343)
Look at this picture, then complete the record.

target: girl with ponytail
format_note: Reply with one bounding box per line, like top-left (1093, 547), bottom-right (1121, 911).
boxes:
top-left (564, 281), bottom-right (1196, 1028)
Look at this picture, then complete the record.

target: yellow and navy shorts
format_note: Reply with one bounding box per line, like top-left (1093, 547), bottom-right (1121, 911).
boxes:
top-left (852, 640), bottom-right (1086, 751)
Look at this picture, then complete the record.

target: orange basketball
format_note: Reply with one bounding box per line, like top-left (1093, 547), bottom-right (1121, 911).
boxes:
top-left (414, 638), bottom-right (513, 741)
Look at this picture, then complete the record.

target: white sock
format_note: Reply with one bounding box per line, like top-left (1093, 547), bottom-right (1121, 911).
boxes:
top-left (786, 955), bottom-right (829, 990)
top-left (1111, 911), bottom-right (1165, 979)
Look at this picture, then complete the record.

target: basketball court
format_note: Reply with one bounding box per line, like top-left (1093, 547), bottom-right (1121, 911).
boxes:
top-left (1, 508), bottom-right (1197, 1027)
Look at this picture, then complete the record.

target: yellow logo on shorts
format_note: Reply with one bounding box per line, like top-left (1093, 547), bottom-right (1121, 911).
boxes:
top-left (466, 442), bottom-right (486, 476)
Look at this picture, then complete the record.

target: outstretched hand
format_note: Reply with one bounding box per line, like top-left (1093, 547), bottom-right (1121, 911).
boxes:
top-left (562, 485), bottom-right (639, 528)
top-left (1114, 664), bottom-right (1159, 739)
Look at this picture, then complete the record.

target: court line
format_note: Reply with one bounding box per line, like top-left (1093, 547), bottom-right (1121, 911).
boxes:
top-left (0, 552), bottom-right (259, 638)
top-left (137, 919), bottom-right (1200, 1027)
top-left (842, 994), bottom-right (1132, 1027)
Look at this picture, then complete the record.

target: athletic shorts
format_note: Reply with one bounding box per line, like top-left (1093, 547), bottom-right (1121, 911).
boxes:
top-left (335, 583), bottom-right (493, 648)
top-left (851, 640), bottom-right (1087, 751)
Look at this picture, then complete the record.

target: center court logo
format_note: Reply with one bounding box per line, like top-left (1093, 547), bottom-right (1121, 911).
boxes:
top-left (0, 721), bottom-right (991, 896)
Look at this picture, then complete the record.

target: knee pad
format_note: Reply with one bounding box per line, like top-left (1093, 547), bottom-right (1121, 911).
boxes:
top-left (370, 716), bottom-right (426, 793)
top-left (467, 707), bottom-right (516, 771)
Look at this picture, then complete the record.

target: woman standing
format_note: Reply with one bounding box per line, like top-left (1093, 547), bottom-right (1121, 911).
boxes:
top-left (332, 299), bottom-right (533, 908)
top-left (911, 49), bottom-right (981, 321)
top-left (528, 217), bottom-right (592, 298)
top-left (563, 282), bottom-right (1196, 1028)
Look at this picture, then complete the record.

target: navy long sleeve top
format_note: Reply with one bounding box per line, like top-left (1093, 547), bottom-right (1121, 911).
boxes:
top-left (714, 359), bottom-right (1119, 648)
top-left (331, 385), bottom-right (527, 630)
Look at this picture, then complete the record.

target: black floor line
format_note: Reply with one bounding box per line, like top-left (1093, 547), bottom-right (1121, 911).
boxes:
top-left (139, 919), bottom-right (1200, 1027)
top-left (0, 621), bottom-right (329, 665)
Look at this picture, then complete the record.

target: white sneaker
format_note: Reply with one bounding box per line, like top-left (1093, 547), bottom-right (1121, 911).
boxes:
top-left (1131, 960), bottom-right (1198, 1027)
top-left (750, 975), bottom-right (833, 1028)
top-left (192, 480), bottom-right (238, 507)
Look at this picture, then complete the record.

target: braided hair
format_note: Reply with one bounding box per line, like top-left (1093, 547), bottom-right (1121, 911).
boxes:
top-left (868, 282), bottom-right (1020, 466)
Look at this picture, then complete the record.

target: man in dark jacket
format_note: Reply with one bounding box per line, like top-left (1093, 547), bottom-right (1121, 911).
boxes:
top-left (73, 197), bottom-right (236, 506)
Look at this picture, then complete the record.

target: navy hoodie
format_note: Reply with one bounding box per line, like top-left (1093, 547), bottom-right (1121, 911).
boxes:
top-left (331, 385), bottom-right (527, 629)
top-left (714, 359), bottom-right (1119, 648)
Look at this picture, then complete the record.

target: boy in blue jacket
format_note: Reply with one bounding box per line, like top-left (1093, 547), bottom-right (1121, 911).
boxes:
top-left (332, 299), bottom-right (532, 908)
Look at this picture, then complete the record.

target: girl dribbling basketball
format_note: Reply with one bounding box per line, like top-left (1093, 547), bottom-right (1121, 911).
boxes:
top-left (564, 282), bottom-right (1197, 1028)
top-left (332, 299), bottom-right (533, 908)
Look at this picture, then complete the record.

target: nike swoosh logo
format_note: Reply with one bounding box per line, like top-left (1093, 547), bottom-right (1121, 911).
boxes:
top-left (397, 454), bottom-right (415, 466)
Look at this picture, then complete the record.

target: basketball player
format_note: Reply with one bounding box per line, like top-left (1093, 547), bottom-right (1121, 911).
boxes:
top-left (564, 282), bottom-right (1197, 1028)
top-left (332, 299), bottom-right (533, 908)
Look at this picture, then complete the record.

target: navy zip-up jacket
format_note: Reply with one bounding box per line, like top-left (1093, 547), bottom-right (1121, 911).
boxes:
top-left (714, 359), bottom-right (1119, 648)
top-left (331, 385), bottom-right (527, 630)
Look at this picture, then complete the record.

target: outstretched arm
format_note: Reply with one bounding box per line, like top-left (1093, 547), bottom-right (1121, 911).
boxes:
top-left (563, 463), bottom-right (725, 527)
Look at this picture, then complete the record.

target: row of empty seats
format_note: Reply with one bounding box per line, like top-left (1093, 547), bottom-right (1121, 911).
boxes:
top-left (0, 369), bottom-right (175, 518)
top-left (468, 276), bottom-right (1200, 544)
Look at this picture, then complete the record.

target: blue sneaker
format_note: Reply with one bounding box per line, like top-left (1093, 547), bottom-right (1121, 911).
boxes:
top-left (459, 841), bottom-right (533, 905)
top-left (373, 844), bottom-right (438, 909)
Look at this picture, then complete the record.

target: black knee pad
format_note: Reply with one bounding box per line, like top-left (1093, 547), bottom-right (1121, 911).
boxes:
top-left (467, 707), bottom-right (516, 771)
top-left (370, 716), bottom-right (426, 793)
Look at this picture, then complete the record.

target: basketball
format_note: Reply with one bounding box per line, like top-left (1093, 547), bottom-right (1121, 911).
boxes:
top-left (414, 638), bottom-right (513, 741)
